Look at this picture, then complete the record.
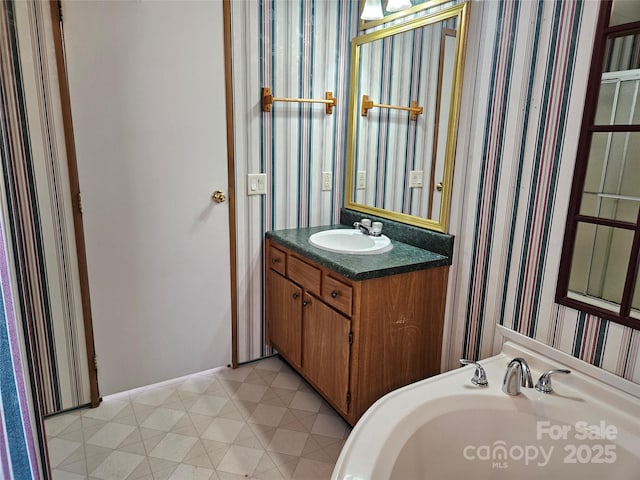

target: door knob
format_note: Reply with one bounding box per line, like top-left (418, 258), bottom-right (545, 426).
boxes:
top-left (211, 190), bottom-right (226, 203)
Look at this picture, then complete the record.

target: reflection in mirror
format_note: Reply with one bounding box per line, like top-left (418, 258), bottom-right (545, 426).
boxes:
top-left (346, 3), bottom-right (468, 232)
top-left (558, 1), bottom-right (640, 328)
top-left (359, 0), bottom-right (451, 30)
top-left (354, 20), bottom-right (457, 220)
top-left (569, 224), bottom-right (635, 314)
top-left (581, 132), bottom-right (640, 222)
top-left (609, 0), bottom-right (640, 26)
top-left (567, 23), bottom-right (640, 319)
top-left (596, 33), bottom-right (640, 125)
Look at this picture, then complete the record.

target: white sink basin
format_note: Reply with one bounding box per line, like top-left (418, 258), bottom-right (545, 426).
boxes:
top-left (309, 229), bottom-right (393, 255)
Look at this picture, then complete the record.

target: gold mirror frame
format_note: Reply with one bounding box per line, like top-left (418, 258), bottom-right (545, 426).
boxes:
top-left (346, 2), bottom-right (469, 232)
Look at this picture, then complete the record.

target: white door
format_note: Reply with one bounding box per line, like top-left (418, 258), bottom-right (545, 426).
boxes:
top-left (61, 0), bottom-right (232, 395)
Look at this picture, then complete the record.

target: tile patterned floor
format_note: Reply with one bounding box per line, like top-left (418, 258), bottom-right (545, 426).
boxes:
top-left (45, 356), bottom-right (351, 480)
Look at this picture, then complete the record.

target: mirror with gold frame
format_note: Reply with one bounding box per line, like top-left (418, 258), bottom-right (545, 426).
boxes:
top-left (345, 2), bottom-right (469, 232)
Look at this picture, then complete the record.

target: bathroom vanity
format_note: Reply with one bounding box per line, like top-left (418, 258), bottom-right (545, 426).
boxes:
top-left (265, 217), bottom-right (453, 425)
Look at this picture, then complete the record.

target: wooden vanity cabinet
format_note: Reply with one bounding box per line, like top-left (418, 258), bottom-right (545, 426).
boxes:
top-left (265, 239), bottom-right (448, 425)
top-left (266, 270), bottom-right (302, 368)
top-left (301, 292), bottom-right (351, 414)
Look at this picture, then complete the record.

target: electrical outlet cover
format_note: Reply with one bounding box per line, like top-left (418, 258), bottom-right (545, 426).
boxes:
top-left (409, 170), bottom-right (424, 188)
top-left (357, 170), bottom-right (366, 189)
top-left (322, 172), bottom-right (332, 191)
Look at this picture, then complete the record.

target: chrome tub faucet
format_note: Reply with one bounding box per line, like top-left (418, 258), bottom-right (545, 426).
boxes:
top-left (502, 357), bottom-right (534, 396)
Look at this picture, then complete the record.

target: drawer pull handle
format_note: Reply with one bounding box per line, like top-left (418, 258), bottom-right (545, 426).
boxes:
top-left (331, 290), bottom-right (339, 298)
top-left (292, 292), bottom-right (299, 299)
top-left (271, 258), bottom-right (280, 264)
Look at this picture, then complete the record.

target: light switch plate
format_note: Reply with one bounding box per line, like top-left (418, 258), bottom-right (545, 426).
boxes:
top-left (247, 173), bottom-right (267, 195)
top-left (322, 172), bottom-right (332, 191)
top-left (357, 170), bottom-right (366, 190)
top-left (409, 170), bottom-right (424, 188)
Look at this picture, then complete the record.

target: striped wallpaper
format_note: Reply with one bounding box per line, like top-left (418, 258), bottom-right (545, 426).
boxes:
top-left (448, 0), bottom-right (640, 384)
top-left (230, 0), bottom-right (640, 383)
top-left (0, 0), bottom-right (90, 419)
top-left (0, 198), bottom-right (43, 477)
top-left (230, 0), bottom-right (359, 362)
top-left (3, 4), bottom-right (640, 477)
top-left (230, 0), bottom-right (466, 364)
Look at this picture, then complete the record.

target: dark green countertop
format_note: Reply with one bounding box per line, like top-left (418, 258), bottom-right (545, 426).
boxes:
top-left (266, 225), bottom-right (450, 281)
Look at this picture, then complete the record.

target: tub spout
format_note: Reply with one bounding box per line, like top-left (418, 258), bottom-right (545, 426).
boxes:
top-left (502, 357), bottom-right (534, 396)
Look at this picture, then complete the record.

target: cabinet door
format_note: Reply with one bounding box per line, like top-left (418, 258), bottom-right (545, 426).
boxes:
top-left (302, 293), bottom-right (351, 414)
top-left (267, 269), bottom-right (302, 368)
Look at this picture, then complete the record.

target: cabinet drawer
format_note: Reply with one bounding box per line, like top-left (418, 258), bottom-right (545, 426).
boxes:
top-left (322, 275), bottom-right (353, 316)
top-left (268, 245), bottom-right (287, 275)
top-left (288, 255), bottom-right (321, 295)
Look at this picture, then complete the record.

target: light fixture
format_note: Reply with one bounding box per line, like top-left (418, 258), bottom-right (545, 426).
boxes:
top-left (385, 0), bottom-right (412, 12)
top-left (361, 0), bottom-right (384, 20)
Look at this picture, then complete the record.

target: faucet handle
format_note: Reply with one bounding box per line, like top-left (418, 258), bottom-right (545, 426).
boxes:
top-left (535, 369), bottom-right (571, 394)
top-left (353, 220), bottom-right (371, 234)
top-left (459, 359), bottom-right (488, 387)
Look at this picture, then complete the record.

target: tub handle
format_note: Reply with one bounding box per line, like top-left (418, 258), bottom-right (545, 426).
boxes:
top-left (459, 359), bottom-right (489, 387)
top-left (535, 369), bottom-right (571, 394)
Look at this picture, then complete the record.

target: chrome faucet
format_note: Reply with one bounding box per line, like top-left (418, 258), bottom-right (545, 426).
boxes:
top-left (353, 220), bottom-right (383, 237)
top-left (353, 221), bottom-right (372, 235)
top-left (502, 357), bottom-right (534, 396)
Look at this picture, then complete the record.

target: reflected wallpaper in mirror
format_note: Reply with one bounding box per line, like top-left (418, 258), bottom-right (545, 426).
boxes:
top-left (346, 3), bottom-right (469, 232)
top-left (354, 20), bottom-right (456, 221)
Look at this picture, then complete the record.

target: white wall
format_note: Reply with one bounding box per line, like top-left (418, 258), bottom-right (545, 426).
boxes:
top-left (62, 0), bottom-right (232, 394)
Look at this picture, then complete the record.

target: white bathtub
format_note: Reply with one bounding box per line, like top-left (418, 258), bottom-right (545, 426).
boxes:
top-left (332, 339), bottom-right (640, 480)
